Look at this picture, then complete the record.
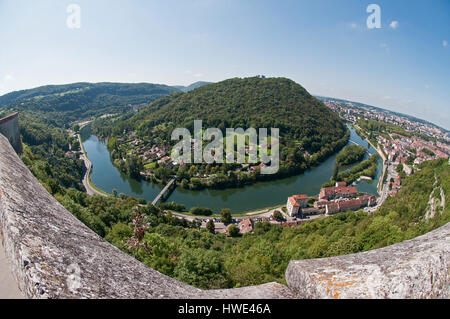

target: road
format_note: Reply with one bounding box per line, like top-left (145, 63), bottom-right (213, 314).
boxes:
top-left (365, 160), bottom-right (394, 213)
top-left (170, 206), bottom-right (325, 234)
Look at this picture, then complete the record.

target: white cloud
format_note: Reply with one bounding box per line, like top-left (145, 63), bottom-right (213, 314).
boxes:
top-left (4, 74), bottom-right (13, 81)
top-left (443, 40), bottom-right (448, 47)
top-left (389, 21), bottom-right (399, 29)
top-left (193, 73), bottom-right (204, 78)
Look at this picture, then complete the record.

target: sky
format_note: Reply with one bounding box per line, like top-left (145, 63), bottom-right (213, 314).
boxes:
top-left (0, 0), bottom-right (449, 129)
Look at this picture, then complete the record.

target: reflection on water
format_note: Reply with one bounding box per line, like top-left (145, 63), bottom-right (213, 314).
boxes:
top-left (81, 125), bottom-right (381, 213)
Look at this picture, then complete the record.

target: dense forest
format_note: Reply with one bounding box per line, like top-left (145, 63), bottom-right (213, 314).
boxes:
top-left (0, 82), bottom-right (179, 127)
top-left (93, 77), bottom-right (349, 189)
top-left (19, 113), bottom-right (85, 193)
top-left (336, 144), bottom-right (367, 167)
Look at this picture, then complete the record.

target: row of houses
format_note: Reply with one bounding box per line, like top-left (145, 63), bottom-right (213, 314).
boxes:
top-left (286, 181), bottom-right (377, 218)
top-left (319, 184), bottom-right (358, 201)
top-left (390, 175), bottom-right (402, 197)
top-left (324, 195), bottom-right (377, 215)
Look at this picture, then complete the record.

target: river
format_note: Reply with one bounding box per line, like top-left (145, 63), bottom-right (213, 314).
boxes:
top-left (81, 126), bottom-right (382, 213)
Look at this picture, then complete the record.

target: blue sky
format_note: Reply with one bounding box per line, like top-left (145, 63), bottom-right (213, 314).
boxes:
top-left (0, 0), bottom-right (449, 129)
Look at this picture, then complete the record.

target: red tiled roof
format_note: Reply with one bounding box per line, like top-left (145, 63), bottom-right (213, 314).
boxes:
top-left (289, 197), bottom-right (300, 207)
top-left (239, 219), bottom-right (254, 233)
top-left (320, 186), bottom-right (358, 199)
top-left (293, 195), bottom-right (308, 200)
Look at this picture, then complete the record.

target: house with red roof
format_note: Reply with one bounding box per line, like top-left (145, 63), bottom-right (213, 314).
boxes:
top-left (238, 219), bottom-right (254, 234)
top-left (319, 186), bottom-right (358, 201)
top-left (286, 194), bottom-right (309, 217)
top-left (326, 198), bottom-right (368, 215)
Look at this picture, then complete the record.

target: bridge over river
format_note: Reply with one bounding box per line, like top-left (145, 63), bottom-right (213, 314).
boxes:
top-left (152, 178), bottom-right (176, 206)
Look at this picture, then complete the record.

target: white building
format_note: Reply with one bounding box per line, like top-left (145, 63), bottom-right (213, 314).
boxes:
top-left (286, 195), bottom-right (308, 217)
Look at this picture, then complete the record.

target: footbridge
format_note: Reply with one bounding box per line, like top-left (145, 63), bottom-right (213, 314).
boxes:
top-left (152, 178), bottom-right (176, 206)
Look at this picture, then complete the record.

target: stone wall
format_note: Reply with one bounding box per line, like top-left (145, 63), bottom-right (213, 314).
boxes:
top-left (0, 132), bottom-right (293, 299)
top-left (0, 131), bottom-right (448, 299)
top-left (286, 223), bottom-right (450, 299)
top-left (0, 113), bottom-right (22, 154)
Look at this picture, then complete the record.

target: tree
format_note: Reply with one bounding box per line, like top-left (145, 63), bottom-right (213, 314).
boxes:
top-left (125, 154), bottom-right (143, 178)
top-left (332, 164), bottom-right (339, 181)
top-left (73, 124), bottom-right (80, 132)
top-left (227, 224), bottom-right (240, 237)
top-left (206, 220), bottom-right (215, 234)
top-left (112, 189), bottom-right (118, 198)
top-left (221, 208), bottom-right (232, 224)
top-left (190, 207), bottom-right (213, 216)
top-left (273, 210), bottom-right (283, 221)
top-left (396, 163), bottom-right (404, 175)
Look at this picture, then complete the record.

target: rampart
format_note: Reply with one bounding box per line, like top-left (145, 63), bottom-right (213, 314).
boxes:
top-left (0, 112), bottom-right (22, 154)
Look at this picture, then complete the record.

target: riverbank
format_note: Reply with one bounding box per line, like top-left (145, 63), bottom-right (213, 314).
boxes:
top-left (352, 123), bottom-right (387, 195)
top-left (78, 134), bottom-right (109, 197)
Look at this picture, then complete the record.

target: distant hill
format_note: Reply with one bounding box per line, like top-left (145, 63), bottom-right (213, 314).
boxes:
top-left (173, 81), bottom-right (213, 92)
top-left (0, 82), bottom-right (180, 127)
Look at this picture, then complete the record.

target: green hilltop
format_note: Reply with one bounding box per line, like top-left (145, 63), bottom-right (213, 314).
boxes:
top-left (93, 77), bottom-right (349, 188)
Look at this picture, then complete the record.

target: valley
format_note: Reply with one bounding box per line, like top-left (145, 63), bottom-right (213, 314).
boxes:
top-left (1, 77), bottom-right (448, 290)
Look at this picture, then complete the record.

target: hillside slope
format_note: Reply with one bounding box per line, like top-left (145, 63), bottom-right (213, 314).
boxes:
top-left (0, 82), bottom-right (179, 127)
top-left (114, 77), bottom-right (347, 153)
top-left (94, 77), bottom-right (349, 188)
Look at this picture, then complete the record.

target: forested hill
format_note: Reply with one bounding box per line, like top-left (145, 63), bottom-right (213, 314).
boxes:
top-left (0, 82), bottom-right (179, 127)
top-left (104, 77), bottom-right (348, 156)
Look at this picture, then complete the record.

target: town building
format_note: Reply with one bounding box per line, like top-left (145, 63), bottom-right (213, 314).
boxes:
top-left (325, 195), bottom-right (377, 216)
top-left (286, 194), bottom-right (308, 217)
top-left (65, 150), bottom-right (75, 159)
top-left (238, 219), bottom-right (254, 234)
top-left (358, 195), bottom-right (377, 207)
top-left (319, 186), bottom-right (358, 201)
top-left (314, 200), bottom-right (329, 209)
top-left (403, 164), bottom-right (413, 176)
